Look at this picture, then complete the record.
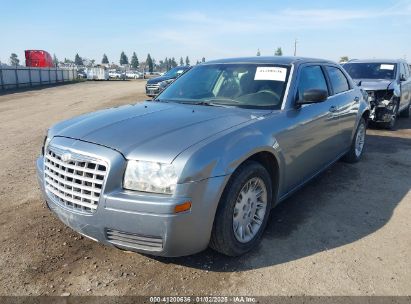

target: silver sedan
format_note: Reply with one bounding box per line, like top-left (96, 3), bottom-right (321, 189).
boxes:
top-left (36, 57), bottom-right (369, 256)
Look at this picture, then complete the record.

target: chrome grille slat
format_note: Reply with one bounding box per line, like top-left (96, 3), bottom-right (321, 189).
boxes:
top-left (146, 84), bottom-right (159, 89)
top-left (44, 176), bottom-right (100, 203)
top-left (44, 171), bottom-right (100, 194)
top-left (44, 147), bottom-right (108, 214)
top-left (45, 156), bottom-right (106, 175)
top-left (44, 162), bottom-right (104, 184)
top-left (46, 186), bottom-right (98, 210)
top-left (106, 229), bottom-right (163, 251)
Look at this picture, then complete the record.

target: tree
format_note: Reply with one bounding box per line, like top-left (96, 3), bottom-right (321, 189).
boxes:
top-left (185, 56), bottom-right (190, 66)
top-left (340, 56), bottom-right (349, 63)
top-left (52, 54), bottom-right (59, 67)
top-left (102, 54), bottom-right (109, 64)
top-left (74, 53), bottom-right (83, 66)
top-left (256, 49), bottom-right (261, 56)
top-left (179, 57), bottom-right (184, 66)
top-left (120, 51), bottom-right (128, 65)
top-left (202, 57), bottom-right (206, 63)
top-left (275, 47), bottom-right (283, 56)
top-left (196, 60), bottom-right (200, 65)
top-left (146, 54), bottom-right (153, 72)
top-left (9, 53), bottom-right (19, 66)
top-left (131, 52), bottom-right (139, 69)
top-left (164, 57), bottom-right (169, 70)
top-left (171, 57), bottom-right (178, 68)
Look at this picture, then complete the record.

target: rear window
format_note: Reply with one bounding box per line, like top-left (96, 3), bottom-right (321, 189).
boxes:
top-left (326, 66), bottom-right (350, 94)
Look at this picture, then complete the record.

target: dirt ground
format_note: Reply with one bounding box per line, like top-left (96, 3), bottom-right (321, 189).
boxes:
top-left (0, 81), bottom-right (410, 296)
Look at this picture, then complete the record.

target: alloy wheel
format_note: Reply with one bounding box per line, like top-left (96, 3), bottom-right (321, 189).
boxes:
top-left (233, 177), bottom-right (268, 243)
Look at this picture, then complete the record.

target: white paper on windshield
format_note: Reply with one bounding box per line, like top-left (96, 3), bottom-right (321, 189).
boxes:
top-left (380, 64), bottom-right (394, 70)
top-left (254, 67), bottom-right (287, 81)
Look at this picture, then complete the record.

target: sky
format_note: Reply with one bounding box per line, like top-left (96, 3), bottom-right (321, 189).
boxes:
top-left (1, 0), bottom-right (411, 65)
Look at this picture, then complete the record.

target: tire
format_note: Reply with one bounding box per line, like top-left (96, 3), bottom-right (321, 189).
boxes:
top-left (400, 102), bottom-right (411, 118)
top-left (342, 117), bottom-right (366, 163)
top-left (381, 102), bottom-right (399, 130)
top-left (210, 161), bottom-right (273, 256)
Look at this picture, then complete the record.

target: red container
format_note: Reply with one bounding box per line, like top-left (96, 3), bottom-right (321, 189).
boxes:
top-left (25, 50), bottom-right (54, 67)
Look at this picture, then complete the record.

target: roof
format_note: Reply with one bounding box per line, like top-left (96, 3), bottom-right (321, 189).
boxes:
top-left (206, 56), bottom-right (334, 65)
top-left (347, 59), bottom-right (405, 64)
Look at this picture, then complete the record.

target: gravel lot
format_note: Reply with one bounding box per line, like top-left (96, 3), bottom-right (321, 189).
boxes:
top-left (0, 81), bottom-right (410, 296)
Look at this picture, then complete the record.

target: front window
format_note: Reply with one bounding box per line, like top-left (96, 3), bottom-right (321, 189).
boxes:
top-left (343, 63), bottom-right (397, 80)
top-left (156, 64), bottom-right (290, 109)
top-left (164, 67), bottom-right (187, 78)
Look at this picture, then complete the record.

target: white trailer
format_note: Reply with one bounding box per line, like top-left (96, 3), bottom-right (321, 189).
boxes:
top-left (86, 67), bottom-right (109, 80)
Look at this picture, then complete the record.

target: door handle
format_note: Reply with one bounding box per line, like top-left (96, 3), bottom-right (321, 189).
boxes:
top-left (354, 96), bottom-right (360, 103)
top-left (329, 105), bottom-right (338, 112)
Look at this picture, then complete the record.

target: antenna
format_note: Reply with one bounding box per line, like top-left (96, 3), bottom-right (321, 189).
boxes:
top-left (294, 38), bottom-right (298, 56)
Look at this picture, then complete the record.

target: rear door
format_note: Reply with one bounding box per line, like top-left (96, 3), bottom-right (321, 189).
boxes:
top-left (279, 64), bottom-right (346, 192)
top-left (399, 62), bottom-right (411, 111)
top-left (324, 65), bottom-right (359, 149)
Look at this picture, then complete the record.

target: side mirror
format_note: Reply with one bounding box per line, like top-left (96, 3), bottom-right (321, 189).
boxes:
top-left (297, 89), bottom-right (328, 105)
top-left (400, 74), bottom-right (407, 82)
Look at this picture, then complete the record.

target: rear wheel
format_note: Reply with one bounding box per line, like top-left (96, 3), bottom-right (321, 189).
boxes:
top-left (343, 118), bottom-right (366, 163)
top-left (210, 161), bottom-right (273, 256)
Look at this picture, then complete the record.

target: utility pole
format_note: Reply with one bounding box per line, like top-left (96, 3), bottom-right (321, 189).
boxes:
top-left (294, 38), bottom-right (298, 56)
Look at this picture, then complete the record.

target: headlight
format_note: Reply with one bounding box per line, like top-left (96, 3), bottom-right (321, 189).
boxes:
top-left (159, 79), bottom-right (173, 88)
top-left (123, 160), bottom-right (178, 194)
top-left (42, 132), bottom-right (51, 155)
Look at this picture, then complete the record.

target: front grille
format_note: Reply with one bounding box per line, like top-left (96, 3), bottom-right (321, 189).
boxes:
top-left (106, 229), bottom-right (163, 251)
top-left (44, 146), bottom-right (108, 214)
top-left (146, 83), bottom-right (160, 90)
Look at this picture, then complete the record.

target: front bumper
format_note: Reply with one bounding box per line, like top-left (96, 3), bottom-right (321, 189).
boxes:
top-left (370, 104), bottom-right (395, 123)
top-left (36, 137), bottom-right (227, 257)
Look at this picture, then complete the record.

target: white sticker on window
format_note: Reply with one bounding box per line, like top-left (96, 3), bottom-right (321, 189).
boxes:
top-left (380, 64), bottom-right (394, 70)
top-left (254, 67), bottom-right (287, 81)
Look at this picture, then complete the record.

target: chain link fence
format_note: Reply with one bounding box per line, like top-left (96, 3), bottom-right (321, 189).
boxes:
top-left (0, 66), bottom-right (77, 90)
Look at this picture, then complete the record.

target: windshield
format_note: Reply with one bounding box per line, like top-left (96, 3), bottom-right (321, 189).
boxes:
top-left (343, 63), bottom-right (397, 80)
top-left (164, 67), bottom-right (187, 78)
top-left (156, 64), bottom-right (290, 109)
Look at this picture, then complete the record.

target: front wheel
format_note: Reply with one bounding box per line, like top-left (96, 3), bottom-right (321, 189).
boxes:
top-left (381, 102), bottom-right (399, 130)
top-left (400, 102), bottom-right (411, 118)
top-left (210, 161), bottom-right (273, 256)
top-left (342, 117), bottom-right (366, 163)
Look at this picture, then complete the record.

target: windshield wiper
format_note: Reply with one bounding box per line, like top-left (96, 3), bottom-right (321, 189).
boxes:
top-left (203, 98), bottom-right (240, 104)
top-left (154, 99), bottom-right (171, 103)
top-left (179, 100), bottom-right (229, 107)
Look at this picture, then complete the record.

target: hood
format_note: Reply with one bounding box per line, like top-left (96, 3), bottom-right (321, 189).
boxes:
top-left (147, 75), bottom-right (174, 84)
top-left (51, 101), bottom-right (257, 163)
top-left (354, 78), bottom-right (394, 91)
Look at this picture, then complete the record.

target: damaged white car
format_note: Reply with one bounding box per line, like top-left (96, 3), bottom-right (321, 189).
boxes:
top-left (343, 59), bottom-right (411, 129)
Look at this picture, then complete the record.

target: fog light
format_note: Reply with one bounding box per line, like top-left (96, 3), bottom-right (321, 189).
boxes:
top-left (174, 201), bottom-right (192, 213)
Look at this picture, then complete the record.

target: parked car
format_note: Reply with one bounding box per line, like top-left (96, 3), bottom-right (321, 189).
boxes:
top-left (86, 67), bottom-right (109, 80)
top-left (36, 57), bottom-right (369, 257)
top-left (77, 70), bottom-right (87, 79)
top-left (343, 59), bottom-right (411, 129)
top-left (109, 71), bottom-right (122, 79)
top-left (126, 71), bottom-right (141, 79)
top-left (145, 66), bottom-right (191, 97)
